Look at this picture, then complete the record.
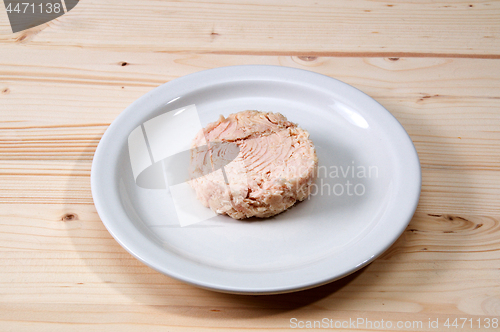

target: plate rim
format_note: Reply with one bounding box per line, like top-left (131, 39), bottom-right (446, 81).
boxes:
top-left (91, 65), bottom-right (421, 294)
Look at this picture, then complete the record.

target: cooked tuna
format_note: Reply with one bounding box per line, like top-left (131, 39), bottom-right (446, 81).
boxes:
top-left (189, 110), bottom-right (318, 219)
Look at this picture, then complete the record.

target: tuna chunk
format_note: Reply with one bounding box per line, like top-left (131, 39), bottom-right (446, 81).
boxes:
top-left (190, 110), bottom-right (318, 219)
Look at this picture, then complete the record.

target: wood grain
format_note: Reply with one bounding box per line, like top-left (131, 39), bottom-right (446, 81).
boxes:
top-left (1, 49), bottom-right (499, 212)
top-left (1, 0), bottom-right (500, 330)
top-left (0, 205), bottom-right (499, 331)
top-left (0, 1), bottom-right (499, 56)
top-left (1, 52), bottom-right (500, 330)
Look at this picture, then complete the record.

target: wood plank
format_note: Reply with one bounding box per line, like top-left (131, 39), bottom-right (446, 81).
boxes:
top-left (0, 204), bottom-right (499, 330)
top-left (1, 168), bottom-right (499, 214)
top-left (1, 45), bottom-right (499, 330)
top-left (1, 48), bottom-right (499, 107)
top-left (1, 51), bottom-right (499, 213)
top-left (0, 1), bottom-right (499, 56)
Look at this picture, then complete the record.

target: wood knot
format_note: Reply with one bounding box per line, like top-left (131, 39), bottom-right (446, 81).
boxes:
top-left (419, 94), bottom-right (439, 102)
top-left (210, 31), bottom-right (220, 40)
top-left (210, 309), bottom-right (221, 312)
top-left (62, 213), bottom-right (78, 221)
top-left (16, 34), bottom-right (28, 42)
top-left (120, 62), bottom-right (129, 66)
top-left (298, 56), bottom-right (317, 62)
top-left (2, 88), bottom-right (9, 95)
top-left (388, 57), bottom-right (399, 61)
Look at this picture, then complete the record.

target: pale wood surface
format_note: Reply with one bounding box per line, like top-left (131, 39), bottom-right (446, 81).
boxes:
top-left (1, 0), bottom-right (500, 56)
top-left (1, 0), bottom-right (500, 331)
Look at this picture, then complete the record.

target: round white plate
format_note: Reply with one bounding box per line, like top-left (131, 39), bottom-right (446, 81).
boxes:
top-left (91, 65), bottom-right (421, 294)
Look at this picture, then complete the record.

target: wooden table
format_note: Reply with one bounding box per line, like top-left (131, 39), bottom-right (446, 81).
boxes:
top-left (1, 1), bottom-right (499, 331)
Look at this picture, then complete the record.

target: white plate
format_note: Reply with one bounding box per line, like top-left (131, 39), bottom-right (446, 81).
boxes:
top-left (91, 65), bottom-right (421, 294)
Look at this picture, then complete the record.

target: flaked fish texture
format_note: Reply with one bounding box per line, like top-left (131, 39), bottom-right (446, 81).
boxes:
top-left (190, 110), bottom-right (318, 219)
